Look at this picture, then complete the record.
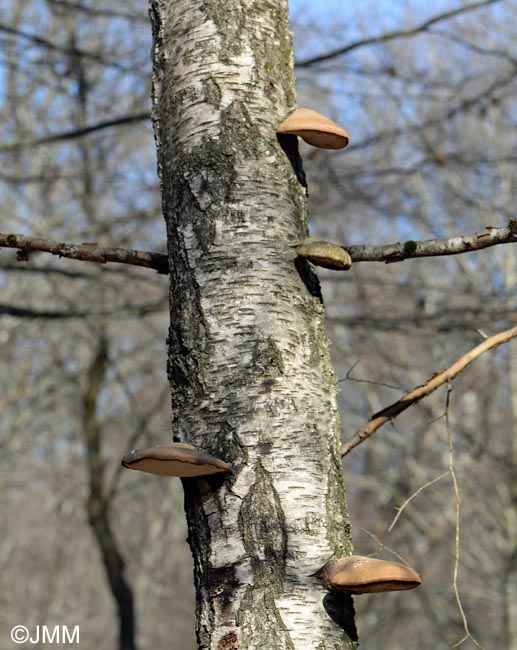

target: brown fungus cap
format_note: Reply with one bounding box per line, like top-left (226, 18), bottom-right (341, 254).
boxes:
top-left (277, 108), bottom-right (349, 150)
top-left (317, 555), bottom-right (422, 595)
top-left (121, 442), bottom-right (231, 477)
top-left (294, 238), bottom-right (352, 271)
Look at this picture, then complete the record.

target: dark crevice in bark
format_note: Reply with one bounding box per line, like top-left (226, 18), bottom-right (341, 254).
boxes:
top-left (294, 256), bottom-right (324, 303)
top-left (277, 133), bottom-right (307, 190)
top-left (182, 479), bottom-right (215, 649)
top-left (323, 592), bottom-right (358, 642)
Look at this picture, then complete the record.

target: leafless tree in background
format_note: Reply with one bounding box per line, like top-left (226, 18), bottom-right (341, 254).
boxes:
top-left (0, 0), bottom-right (515, 648)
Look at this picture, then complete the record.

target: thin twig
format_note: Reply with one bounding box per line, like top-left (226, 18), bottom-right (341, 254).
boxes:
top-left (341, 326), bottom-right (517, 456)
top-left (339, 360), bottom-right (407, 392)
top-left (346, 71), bottom-right (516, 154)
top-left (353, 526), bottom-right (412, 566)
top-left (446, 384), bottom-right (486, 649)
top-left (387, 472), bottom-right (450, 533)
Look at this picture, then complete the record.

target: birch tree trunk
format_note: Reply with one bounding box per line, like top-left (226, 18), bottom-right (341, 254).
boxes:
top-left (149, 0), bottom-right (357, 647)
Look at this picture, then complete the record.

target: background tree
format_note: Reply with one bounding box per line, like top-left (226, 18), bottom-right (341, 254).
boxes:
top-left (1, 0), bottom-right (515, 648)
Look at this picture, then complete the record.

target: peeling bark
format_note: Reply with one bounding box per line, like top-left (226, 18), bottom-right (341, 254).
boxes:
top-left (149, 0), bottom-right (356, 647)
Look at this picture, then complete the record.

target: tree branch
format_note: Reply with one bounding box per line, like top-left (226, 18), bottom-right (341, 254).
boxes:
top-left (0, 112), bottom-right (150, 152)
top-left (327, 307), bottom-right (517, 333)
top-left (346, 70), bottom-right (516, 153)
top-left (0, 22), bottom-right (97, 58)
top-left (1, 223), bottom-right (515, 277)
top-left (0, 22), bottom-right (131, 69)
top-left (295, 0), bottom-right (502, 68)
top-left (345, 221), bottom-right (517, 263)
top-left (0, 233), bottom-right (168, 274)
top-left (46, 0), bottom-right (149, 22)
top-left (0, 300), bottom-right (166, 319)
top-left (340, 326), bottom-right (517, 457)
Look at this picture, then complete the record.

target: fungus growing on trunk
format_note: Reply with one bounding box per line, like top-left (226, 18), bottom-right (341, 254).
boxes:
top-left (276, 108), bottom-right (349, 150)
top-left (121, 442), bottom-right (231, 477)
top-left (316, 555), bottom-right (422, 594)
top-left (294, 238), bottom-right (352, 270)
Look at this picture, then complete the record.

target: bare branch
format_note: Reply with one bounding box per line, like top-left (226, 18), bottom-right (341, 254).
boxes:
top-left (446, 386), bottom-right (486, 650)
top-left (0, 300), bottom-right (166, 320)
top-left (340, 326), bottom-right (517, 456)
top-left (1, 223), bottom-right (516, 278)
top-left (296, 0), bottom-right (503, 68)
top-left (328, 308), bottom-right (517, 334)
top-left (0, 22), bottom-right (94, 58)
top-left (46, 0), bottom-right (149, 22)
top-left (0, 233), bottom-right (168, 274)
top-left (0, 22), bottom-right (132, 69)
top-left (346, 221), bottom-right (517, 264)
top-left (0, 263), bottom-right (93, 279)
top-left (0, 112), bottom-right (150, 152)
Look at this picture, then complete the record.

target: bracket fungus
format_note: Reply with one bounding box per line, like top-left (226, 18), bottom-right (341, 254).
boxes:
top-left (294, 238), bottom-right (352, 271)
top-left (121, 442), bottom-right (231, 477)
top-left (316, 555), bottom-right (422, 595)
top-left (276, 108), bottom-right (349, 150)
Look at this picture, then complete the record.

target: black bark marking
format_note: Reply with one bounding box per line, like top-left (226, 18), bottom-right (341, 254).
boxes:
top-left (238, 464), bottom-right (288, 589)
top-left (208, 564), bottom-right (241, 614)
top-left (323, 591), bottom-right (359, 642)
top-left (294, 256), bottom-right (324, 303)
top-left (277, 133), bottom-right (307, 190)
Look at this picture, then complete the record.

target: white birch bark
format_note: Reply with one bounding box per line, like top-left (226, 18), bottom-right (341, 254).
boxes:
top-left (149, 0), bottom-right (357, 647)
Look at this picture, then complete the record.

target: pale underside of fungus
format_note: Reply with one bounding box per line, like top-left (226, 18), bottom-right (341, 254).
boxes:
top-left (121, 442), bottom-right (231, 477)
top-left (276, 108), bottom-right (349, 150)
top-left (316, 555), bottom-right (422, 595)
top-left (294, 238), bottom-right (352, 271)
